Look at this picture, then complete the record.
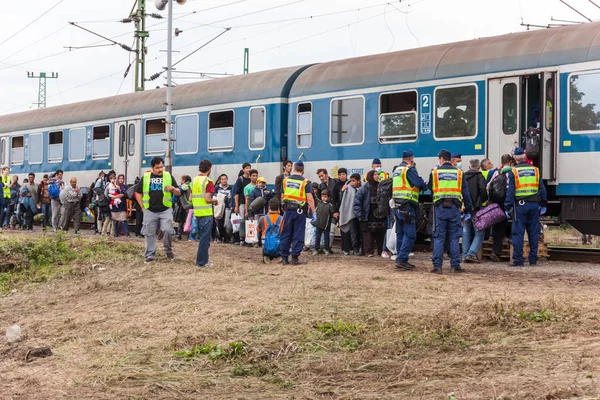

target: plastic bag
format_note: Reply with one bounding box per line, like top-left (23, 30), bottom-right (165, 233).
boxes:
top-left (245, 220), bottom-right (258, 244)
top-left (184, 209), bottom-right (194, 233)
top-left (385, 220), bottom-right (397, 255)
top-left (231, 212), bottom-right (241, 233)
top-left (224, 209), bottom-right (233, 235)
top-left (305, 218), bottom-right (335, 248)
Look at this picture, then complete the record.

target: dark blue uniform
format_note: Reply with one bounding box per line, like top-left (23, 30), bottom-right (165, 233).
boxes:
top-left (279, 174), bottom-right (312, 261)
top-left (505, 162), bottom-right (548, 266)
top-left (427, 163), bottom-right (473, 271)
top-left (393, 162), bottom-right (426, 263)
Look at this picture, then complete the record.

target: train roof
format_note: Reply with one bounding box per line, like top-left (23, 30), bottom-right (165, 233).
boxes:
top-left (0, 65), bottom-right (309, 134)
top-left (289, 21), bottom-right (600, 98)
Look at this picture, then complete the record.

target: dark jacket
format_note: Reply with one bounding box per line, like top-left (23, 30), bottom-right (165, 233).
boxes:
top-left (353, 183), bottom-right (371, 222)
top-left (331, 179), bottom-right (346, 212)
top-left (317, 178), bottom-right (338, 204)
top-left (313, 199), bottom-right (335, 230)
top-left (464, 170), bottom-right (488, 210)
top-left (248, 186), bottom-right (273, 217)
top-left (274, 173), bottom-right (288, 201)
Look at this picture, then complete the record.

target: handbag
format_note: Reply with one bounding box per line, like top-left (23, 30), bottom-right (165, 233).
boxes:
top-left (472, 203), bottom-right (506, 231)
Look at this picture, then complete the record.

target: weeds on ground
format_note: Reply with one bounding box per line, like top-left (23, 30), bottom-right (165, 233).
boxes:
top-left (174, 341), bottom-right (248, 361)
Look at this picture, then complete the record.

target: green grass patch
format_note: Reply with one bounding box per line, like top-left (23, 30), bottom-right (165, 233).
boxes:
top-left (174, 341), bottom-right (248, 361)
top-left (518, 309), bottom-right (555, 322)
top-left (312, 319), bottom-right (367, 352)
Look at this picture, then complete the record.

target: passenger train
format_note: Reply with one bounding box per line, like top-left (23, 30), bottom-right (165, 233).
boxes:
top-left (1, 22), bottom-right (600, 234)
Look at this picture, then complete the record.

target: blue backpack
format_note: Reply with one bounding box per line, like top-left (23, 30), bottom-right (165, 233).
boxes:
top-left (263, 215), bottom-right (283, 258)
top-left (48, 183), bottom-right (60, 200)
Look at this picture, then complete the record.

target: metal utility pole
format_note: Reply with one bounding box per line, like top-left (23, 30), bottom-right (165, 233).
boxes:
top-left (27, 72), bottom-right (58, 109)
top-left (132, 0), bottom-right (148, 91)
top-left (243, 48), bottom-right (249, 74)
top-left (156, 0), bottom-right (186, 173)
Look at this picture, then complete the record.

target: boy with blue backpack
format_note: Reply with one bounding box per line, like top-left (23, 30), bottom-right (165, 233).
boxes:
top-left (258, 198), bottom-right (284, 264)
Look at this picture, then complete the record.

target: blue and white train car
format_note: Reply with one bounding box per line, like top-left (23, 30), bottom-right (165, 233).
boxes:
top-left (1, 22), bottom-right (600, 233)
top-left (0, 65), bottom-right (308, 188)
top-left (286, 22), bottom-right (600, 234)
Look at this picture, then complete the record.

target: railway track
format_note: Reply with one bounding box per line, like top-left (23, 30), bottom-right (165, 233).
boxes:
top-left (548, 246), bottom-right (600, 263)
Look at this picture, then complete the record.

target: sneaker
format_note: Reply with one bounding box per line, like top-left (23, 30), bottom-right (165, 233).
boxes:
top-left (232, 241), bottom-right (240, 245)
top-left (395, 261), bottom-right (414, 271)
top-left (166, 252), bottom-right (175, 260)
top-left (465, 255), bottom-right (482, 264)
top-left (312, 250), bottom-right (320, 256)
top-left (390, 255), bottom-right (397, 261)
top-left (281, 258), bottom-right (289, 265)
top-left (381, 251), bottom-right (390, 259)
top-left (291, 256), bottom-right (306, 265)
top-left (196, 262), bottom-right (214, 268)
top-left (324, 249), bottom-right (333, 255)
top-left (430, 268), bottom-right (442, 274)
top-left (507, 262), bottom-right (524, 267)
top-left (451, 267), bottom-right (465, 273)
top-left (263, 255), bottom-right (271, 264)
top-left (489, 253), bottom-right (500, 262)
top-left (343, 251), bottom-right (350, 256)
top-left (145, 257), bottom-right (157, 263)
top-left (408, 253), bottom-right (415, 257)
top-left (367, 254), bottom-right (374, 258)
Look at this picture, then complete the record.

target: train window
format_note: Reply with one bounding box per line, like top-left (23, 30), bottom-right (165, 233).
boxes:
top-left (175, 114), bottom-right (199, 155)
top-left (545, 78), bottom-right (554, 132)
top-left (297, 103), bottom-right (312, 148)
top-left (145, 119), bottom-right (166, 155)
top-left (69, 128), bottom-right (86, 161)
top-left (29, 134), bottom-right (42, 164)
top-left (92, 125), bottom-right (110, 159)
top-left (48, 131), bottom-right (63, 162)
top-left (379, 91), bottom-right (417, 143)
top-left (568, 73), bottom-right (600, 133)
top-left (128, 123), bottom-right (136, 156)
top-left (434, 84), bottom-right (477, 139)
top-left (0, 138), bottom-right (5, 165)
top-left (208, 110), bottom-right (234, 152)
top-left (249, 107), bottom-right (266, 150)
top-left (330, 97), bottom-right (364, 146)
top-left (11, 136), bottom-right (24, 165)
top-left (118, 125), bottom-right (125, 157)
top-left (502, 83), bottom-right (518, 135)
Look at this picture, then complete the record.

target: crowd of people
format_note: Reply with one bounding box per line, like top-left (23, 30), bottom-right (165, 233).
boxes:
top-left (0, 147), bottom-right (552, 272)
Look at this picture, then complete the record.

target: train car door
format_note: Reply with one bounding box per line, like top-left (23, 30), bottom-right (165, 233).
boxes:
top-left (540, 72), bottom-right (557, 181)
top-left (487, 77), bottom-right (520, 166)
top-left (113, 120), bottom-right (141, 184)
top-left (0, 136), bottom-right (7, 166)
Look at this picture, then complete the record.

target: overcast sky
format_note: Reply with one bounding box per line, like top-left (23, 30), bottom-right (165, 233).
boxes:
top-left (0, 0), bottom-right (598, 116)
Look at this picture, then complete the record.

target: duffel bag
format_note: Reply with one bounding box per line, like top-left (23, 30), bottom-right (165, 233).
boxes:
top-left (472, 203), bottom-right (506, 232)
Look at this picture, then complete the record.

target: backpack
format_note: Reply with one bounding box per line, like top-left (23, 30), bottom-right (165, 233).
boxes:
top-left (48, 183), bottom-right (60, 200)
top-left (374, 177), bottom-right (393, 218)
top-left (488, 172), bottom-right (507, 205)
top-left (524, 127), bottom-right (541, 159)
top-left (93, 186), bottom-right (109, 207)
top-left (263, 215), bottom-right (283, 258)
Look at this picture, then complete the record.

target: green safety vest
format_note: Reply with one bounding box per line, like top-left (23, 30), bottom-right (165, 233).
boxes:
top-left (191, 175), bottom-right (213, 217)
top-left (512, 165), bottom-right (539, 198)
top-left (1, 175), bottom-right (10, 199)
top-left (432, 168), bottom-right (463, 203)
top-left (392, 167), bottom-right (419, 204)
top-left (142, 171), bottom-right (173, 209)
top-left (482, 170), bottom-right (490, 180)
top-left (282, 177), bottom-right (308, 205)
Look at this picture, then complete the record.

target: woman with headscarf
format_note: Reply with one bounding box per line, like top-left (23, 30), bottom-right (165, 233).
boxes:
top-left (353, 170), bottom-right (386, 257)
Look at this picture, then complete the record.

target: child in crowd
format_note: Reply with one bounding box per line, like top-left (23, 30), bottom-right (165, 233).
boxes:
top-left (248, 177), bottom-right (272, 220)
top-left (257, 198), bottom-right (284, 264)
top-left (312, 189), bottom-right (338, 255)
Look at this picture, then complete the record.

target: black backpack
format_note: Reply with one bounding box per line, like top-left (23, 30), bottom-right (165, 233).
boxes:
top-left (488, 172), bottom-right (507, 205)
top-left (374, 178), bottom-right (393, 218)
top-left (524, 127), bottom-right (541, 159)
top-left (93, 186), bottom-right (109, 207)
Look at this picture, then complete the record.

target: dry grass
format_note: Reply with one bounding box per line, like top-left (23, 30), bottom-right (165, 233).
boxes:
top-left (2, 232), bottom-right (600, 399)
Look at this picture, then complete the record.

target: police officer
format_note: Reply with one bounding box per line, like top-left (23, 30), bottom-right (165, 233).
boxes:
top-left (0, 165), bottom-right (10, 228)
top-left (392, 150), bottom-right (426, 271)
top-left (428, 149), bottom-right (473, 274)
top-left (505, 147), bottom-right (547, 267)
top-left (280, 161), bottom-right (316, 265)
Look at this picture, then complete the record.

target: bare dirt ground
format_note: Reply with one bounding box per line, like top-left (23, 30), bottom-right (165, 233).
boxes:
top-left (1, 231), bottom-right (600, 400)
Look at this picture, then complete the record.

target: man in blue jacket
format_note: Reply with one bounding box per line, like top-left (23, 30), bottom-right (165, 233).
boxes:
top-left (392, 150), bottom-right (426, 270)
top-left (427, 149), bottom-right (473, 274)
top-left (505, 147), bottom-right (547, 267)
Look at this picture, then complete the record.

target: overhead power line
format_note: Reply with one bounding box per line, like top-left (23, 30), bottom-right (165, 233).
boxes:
top-left (68, 22), bottom-right (135, 52)
top-left (0, 0), bottom-right (65, 49)
top-left (559, 0), bottom-right (593, 22)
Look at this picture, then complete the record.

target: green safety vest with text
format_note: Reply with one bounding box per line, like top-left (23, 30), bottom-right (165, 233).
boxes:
top-left (142, 171), bottom-right (173, 209)
top-left (392, 167), bottom-right (419, 204)
top-left (432, 168), bottom-right (463, 203)
top-left (512, 165), bottom-right (539, 198)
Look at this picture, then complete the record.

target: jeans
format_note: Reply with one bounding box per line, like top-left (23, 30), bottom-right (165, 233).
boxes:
top-left (40, 202), bottom-right (52, 228)
top-left (462, 217), bottom-right (484, 259)
top-left (195, 216), bottom-right (213, 265)
top-left (113, 220), bottom-right (129, 236)
top-left (314, 224), bottom-right (331, 250)
top-left (51, 199), bottom-right (61, 231)
top-left (142, 208), bottom-right (175, 258)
